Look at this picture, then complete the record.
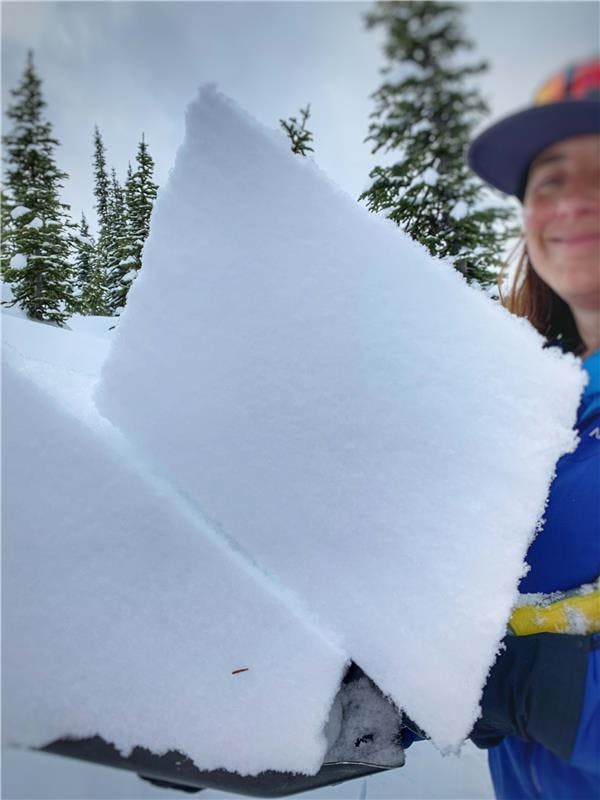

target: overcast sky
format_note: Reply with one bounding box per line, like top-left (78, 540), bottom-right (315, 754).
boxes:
top-left (2, 1), bottom-right (598, 232)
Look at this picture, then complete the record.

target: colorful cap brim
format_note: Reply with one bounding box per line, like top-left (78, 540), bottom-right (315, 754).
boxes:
top-left (467, 100), bottom-right (600, 199)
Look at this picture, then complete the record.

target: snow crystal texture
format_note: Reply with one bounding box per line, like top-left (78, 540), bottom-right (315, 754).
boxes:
top-left (95, 85), bottom-right (586, 751)
top-left (2, 323), bottom-right (347, 776)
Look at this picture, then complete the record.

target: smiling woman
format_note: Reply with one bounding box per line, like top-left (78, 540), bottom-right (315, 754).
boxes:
top-left (469, 56), bottom-right (600, 357)
top-left (523, 134), bottom-right (600, 356)
top-left (462, 56), bottom-right (600, 800)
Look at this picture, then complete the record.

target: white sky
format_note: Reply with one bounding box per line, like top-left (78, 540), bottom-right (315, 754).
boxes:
top-left (2, 1), bottom-right (598, 233)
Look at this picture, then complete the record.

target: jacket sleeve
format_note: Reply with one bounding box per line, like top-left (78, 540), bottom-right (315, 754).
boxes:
top-left (569, 634), bottom-right (600, 776)
top-left (470, 632), bottom-right (593, 762)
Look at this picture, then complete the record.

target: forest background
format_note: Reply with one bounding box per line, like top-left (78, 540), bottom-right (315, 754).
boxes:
top-left (2, 1), bottom-right (598, 326)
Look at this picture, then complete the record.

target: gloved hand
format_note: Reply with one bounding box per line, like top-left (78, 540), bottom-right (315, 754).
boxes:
top-left (470, 632), bottom-right (592, 761)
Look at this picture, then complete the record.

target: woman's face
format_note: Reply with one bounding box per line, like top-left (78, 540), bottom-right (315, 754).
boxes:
top-left (523, 133), bottom-right (600, 311)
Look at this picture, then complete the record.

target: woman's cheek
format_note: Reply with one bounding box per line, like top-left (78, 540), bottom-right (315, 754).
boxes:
top-left (522, 203), bottom-right (556, 264)
top-left (522, 201), bottom-right (547, 233)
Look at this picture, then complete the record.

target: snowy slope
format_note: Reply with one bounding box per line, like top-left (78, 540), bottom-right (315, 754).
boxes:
top-left (96, 85), bottom-right (586, 751)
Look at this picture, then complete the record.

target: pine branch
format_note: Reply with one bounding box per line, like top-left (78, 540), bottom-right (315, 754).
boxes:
top-left (279, 104), bottom-right (315, 156)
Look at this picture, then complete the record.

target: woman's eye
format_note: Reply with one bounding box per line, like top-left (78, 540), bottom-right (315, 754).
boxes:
top-left (538, 173), bottom-right (564, 189)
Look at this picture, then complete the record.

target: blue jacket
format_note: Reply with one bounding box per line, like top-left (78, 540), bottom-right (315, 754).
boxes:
top-left (488, 348), bottom-right (600, 800)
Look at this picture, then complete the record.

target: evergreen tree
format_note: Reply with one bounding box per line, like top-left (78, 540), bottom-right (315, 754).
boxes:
top-left (279, 105), bottom-right (315, 156)
top-left (72, 211), bottom-right (109, 314)
top-left (92, 126), bottom-right (111, 286)
top-left (73, 212), bottom-right (95, 287)
top-left (109, 133), bottom-right (159, 312)
top-left (0, 186), bottom-right (15, 276)
top-left (81, 251), bottom-right (110, 316)
top-left (117, 160), bottom-right (140, 292)
top-left (360, 2), bottom-right (517, 287)
top-left (106, 168), bottom-right (134, 313)
top-left (2, 50), bottom-right (77, 324)
top-left (93, 126), bottom-right (110, 231)
top-left (124, 161), bottom-right (136, 232)
top-left (128, 133), bottom-right (158, 260)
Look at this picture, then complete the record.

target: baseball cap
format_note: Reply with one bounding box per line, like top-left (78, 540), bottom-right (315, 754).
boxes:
top-left (467, 56), bottom-right (600, 200)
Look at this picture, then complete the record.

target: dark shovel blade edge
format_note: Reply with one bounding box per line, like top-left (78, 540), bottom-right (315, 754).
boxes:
top-left (39, 735), bottom-right (404, 797)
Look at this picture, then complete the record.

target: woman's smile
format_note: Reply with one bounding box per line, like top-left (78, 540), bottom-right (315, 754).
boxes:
top-left (549, 231), bottom-right (600, 247)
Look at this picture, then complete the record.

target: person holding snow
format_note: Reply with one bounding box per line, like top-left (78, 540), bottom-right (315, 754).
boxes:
top-left (460, 55), bottom-right (600, 798)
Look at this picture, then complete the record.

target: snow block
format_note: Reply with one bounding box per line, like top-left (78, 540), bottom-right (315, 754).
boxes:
top-left (2, 339), bottom-right (347, 776)
top-left (95, 85), bottom-right (587, 751)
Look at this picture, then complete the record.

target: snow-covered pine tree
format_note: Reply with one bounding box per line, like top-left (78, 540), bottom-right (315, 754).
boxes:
top-left (360, 1), bottom-right (518, 288)
top-left (74, 212), bottom-right (95, 288)
top-left (124, 161), bottom-right (136, 223)
top-left (105, 168), bottom-right (133, 313)
top-left (92, 126), bottom-right (111, 286)
top-left (0, 186), bottom-right (16, 276)
top-left (133, 134), bottom-right (158, 246)
top-left (72, 212), bottom-right (109, 314)
top-left (93, 126), bottom-right (110, 230)
top-left (115, 161), bottom-right (140, 298)
top-left (279, 105), bottom-right (315, 156)
top-left (125, 134), bottom-right (158, 279)
top-left (105, 161), bottom-right (137, 313)
top-left (107, 134), bottom-right (159, 313)
top-left (81, 253), bottom-right (110, 317)
top-left (2, 51), bottom-right (77, 324)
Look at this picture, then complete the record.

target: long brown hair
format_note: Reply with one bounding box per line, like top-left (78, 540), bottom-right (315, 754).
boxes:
top-left (498, 239), bottom-right (584, 355)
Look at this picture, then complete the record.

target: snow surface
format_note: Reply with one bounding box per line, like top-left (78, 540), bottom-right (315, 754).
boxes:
top-left (95, 85), bottom-right (587, 753)
top-left (65, 313), bottom-right (118, 339)
top-left (26, 216), bottom-right (43, 229)
top-left (3, 315), bottom-right (348, 776)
